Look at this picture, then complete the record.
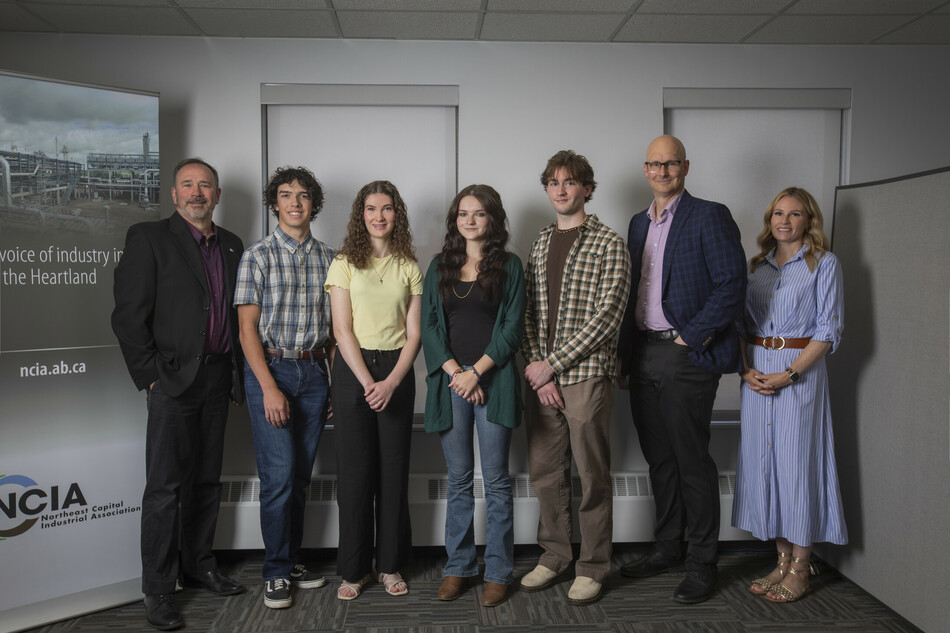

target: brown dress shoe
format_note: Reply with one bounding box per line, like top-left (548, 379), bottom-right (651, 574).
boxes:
top-left (481, 582), bottom-right (508, 607)
top-left (438, 576), bottom-right (466, 601)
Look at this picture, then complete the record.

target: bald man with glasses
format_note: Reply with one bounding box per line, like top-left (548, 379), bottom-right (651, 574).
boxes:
top-left (617, 135), bottom-right (746, 604)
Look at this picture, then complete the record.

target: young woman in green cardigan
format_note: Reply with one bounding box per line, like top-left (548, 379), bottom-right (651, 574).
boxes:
top-left (421, 184), bottom-right (525, 608)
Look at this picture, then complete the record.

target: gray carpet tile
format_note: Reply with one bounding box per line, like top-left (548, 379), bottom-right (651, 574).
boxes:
top-left (19, 544), bottom-right (923, 633)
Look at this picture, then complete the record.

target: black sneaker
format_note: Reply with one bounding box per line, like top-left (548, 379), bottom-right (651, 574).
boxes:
top-left (264, 578), bottom-right (292, 609)
top-left (290, 563), bottom-right (327, 589)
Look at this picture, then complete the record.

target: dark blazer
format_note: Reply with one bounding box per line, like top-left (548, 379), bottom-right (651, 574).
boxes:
top-left (618, 190), bottom-right (746, 375)
top-left (112, 211), bottom-right (245, 401)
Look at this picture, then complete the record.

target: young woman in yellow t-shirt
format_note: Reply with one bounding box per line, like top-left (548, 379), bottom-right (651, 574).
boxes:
top-left (325, 180), bottom-right (422, 600)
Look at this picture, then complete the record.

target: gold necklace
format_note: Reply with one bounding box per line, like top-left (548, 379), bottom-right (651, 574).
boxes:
top-left (453, 279), bottom-right (477, 299)
top-left (370, 256), bottom-right (393, 284)
top-left (555, 224), bottom-right (581, 234)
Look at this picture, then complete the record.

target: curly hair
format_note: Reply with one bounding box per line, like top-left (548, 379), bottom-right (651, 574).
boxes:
top-left (539, 149), bottom-right (597, 202)
top-left (437, 184), bottom-right (511, 303)
top-left (336, 180), bottom-right (416, 269)
top-left (264, 166), bottom-right (325, 221)
top-left (750, 187), bottom-right (830, 273)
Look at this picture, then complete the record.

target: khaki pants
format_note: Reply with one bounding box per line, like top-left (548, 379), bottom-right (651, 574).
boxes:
top-left (525, 377), bottom-right (613, 582)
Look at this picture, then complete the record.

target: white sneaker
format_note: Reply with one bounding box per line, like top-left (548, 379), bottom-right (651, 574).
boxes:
top-left (520, 564), bottom-right (559, 592)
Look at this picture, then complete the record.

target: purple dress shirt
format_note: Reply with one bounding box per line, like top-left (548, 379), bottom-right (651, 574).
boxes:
top-left (634, 192), bottom-right (683, 331)
top-left (186, 220), bottom-right (230, 354)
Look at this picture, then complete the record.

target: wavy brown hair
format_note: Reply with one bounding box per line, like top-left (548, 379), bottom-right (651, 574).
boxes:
top-left (336, 180), bottom-right (415, 269)
top-left (437, 184), bottom-right (511, 303)
top-left (750, 186), bottom-right (830, 273)
top-left (539, 149), bottom-right (597, 202)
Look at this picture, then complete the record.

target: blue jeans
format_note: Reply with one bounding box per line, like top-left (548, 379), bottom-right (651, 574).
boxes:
top-left (440, 389), bottom-right (513, 584)
top-left (245, 356), bottom-right (328, 580)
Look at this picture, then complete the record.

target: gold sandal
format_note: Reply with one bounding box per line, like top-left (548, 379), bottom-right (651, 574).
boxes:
top-left (765, 556), bottom-right (817, 603)
top-left (749, 550), bottom-right (790, 595)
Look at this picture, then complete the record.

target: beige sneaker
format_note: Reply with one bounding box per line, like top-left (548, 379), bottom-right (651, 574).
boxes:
top-left (567, 576), bottom-right (603, 605)
top-left (520, 564), bottom-right (559, 592)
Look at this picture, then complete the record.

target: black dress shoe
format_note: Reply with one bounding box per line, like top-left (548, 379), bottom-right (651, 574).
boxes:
top-left (673, 568), bottom-right (717, 604)
top-left (620, 550), bottom-right (682, 578)
top-left (143, 593), bottom-right (183, 631)
top-left (183, 569), bottom-right (246, 595)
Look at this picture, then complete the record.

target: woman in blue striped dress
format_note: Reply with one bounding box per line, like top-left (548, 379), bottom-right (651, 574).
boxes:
top-left (731, 187), bottom-right (847, 603)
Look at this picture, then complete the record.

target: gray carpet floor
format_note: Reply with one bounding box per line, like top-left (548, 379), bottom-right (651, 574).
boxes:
top-left (23, 543), bottom-right (922, 633)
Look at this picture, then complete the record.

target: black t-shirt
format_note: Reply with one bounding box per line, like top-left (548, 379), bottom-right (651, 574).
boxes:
top-left (443, 280), bottom-right (500, 366)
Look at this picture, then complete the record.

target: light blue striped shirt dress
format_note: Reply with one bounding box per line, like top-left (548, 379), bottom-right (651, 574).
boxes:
top-left (732, 246), bottom-right (848, 546)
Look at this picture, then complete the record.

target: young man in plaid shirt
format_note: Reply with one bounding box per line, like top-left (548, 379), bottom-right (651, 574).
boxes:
top-left (234, 167), bottom-right (334, 609)
top-left (520, 150), bottom-right (630, 605)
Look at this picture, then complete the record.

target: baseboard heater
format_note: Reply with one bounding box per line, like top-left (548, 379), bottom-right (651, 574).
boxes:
top-left (214, 472), bottom-right (748, 549)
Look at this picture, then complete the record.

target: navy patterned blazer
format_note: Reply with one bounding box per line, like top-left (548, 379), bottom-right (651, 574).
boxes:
top-left (618, 189), bottom-right (747, 375)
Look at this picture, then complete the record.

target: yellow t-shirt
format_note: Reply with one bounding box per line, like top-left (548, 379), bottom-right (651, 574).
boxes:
top-left (325, 255), bottom-right (423, 350)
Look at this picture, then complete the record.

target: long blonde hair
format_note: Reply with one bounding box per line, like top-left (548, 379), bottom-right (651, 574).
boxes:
top-left (750, 187), bottom-right (829, 273)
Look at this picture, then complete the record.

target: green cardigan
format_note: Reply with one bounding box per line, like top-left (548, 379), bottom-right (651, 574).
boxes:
top-left (421, 253), bottom-right (525, 432)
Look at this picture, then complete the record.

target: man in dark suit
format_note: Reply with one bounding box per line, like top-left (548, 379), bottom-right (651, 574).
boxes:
top-left (112, 157), bottom-right (246, 631)
top-left (618, 135), bottom-right (746, 604)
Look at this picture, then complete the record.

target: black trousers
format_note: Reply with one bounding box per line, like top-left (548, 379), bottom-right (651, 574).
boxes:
top-left (629, 339), bottom-right (721, 568)
top-left (141, 361), bottom-right (231, 594)
top-left (332, 348), bottom-right (414, 582)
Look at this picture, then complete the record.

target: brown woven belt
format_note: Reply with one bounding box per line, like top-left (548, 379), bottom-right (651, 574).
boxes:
top-left (752, 336), bottom-right (811, 350)
top-left (265, 348), bottom-right (327, 360)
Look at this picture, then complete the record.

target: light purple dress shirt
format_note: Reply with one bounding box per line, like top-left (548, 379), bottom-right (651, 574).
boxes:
top-left (634, 192), bottom-right (683, 331)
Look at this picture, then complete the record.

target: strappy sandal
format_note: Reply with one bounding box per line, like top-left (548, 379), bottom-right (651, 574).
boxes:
top-left (749, 550), bottom-right (790, 595)
top-left (376, 571), bottom-right (408, 596)
top-left (765, 556), bottom-right (817, 603)
top-left (337, 574), bottom-right (372, 601)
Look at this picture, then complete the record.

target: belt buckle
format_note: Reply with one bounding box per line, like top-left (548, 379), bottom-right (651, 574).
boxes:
top-left (764, 336), bottom-right (786, 350)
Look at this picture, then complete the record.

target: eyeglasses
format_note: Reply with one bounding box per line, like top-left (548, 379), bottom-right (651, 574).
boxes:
top-left (645, 160), bottom-right (684, 173)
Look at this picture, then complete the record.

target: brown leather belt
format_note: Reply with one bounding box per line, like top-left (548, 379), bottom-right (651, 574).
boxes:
top-left (752, 336), bottom-right (811, 350)
top-left (265, 348), bottom-right (327, 360)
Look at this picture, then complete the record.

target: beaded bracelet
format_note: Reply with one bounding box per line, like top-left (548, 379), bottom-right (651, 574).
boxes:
top-left (469, 366), bottom-right (481, 383)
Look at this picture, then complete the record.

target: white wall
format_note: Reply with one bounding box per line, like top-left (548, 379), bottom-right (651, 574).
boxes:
top-left (2, 34), bottom-right (948, 629)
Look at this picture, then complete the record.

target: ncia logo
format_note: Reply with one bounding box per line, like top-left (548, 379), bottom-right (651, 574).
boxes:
top-left (0, 474), bottom-right (87, 538)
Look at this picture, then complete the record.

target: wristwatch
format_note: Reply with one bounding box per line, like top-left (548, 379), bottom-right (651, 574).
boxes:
top-left (786, 367), bottom-right (801, 383)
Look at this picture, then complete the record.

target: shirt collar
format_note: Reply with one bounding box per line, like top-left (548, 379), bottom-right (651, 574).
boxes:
top-left (185, 219), bottom-right (218, 245)
top-left (764, 244), bottom-right (807, 267)
top-left (649, 191), bottom-right (683, 224)
top-left (541, 213), bottom-right (598, 235)
top-left (274, 225), bottom-right (313, 253)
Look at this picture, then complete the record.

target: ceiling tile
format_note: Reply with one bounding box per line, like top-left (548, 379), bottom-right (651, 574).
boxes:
top-left (337, 10), bottom-right (479, 39)
top-left (481, 12), bottom-right (623, 41)
top-left (636, 0), bottom-right (787, 14)
top-left (615, 14), bottom-right (767, 43)
top-left (785, 0), bottom-right (945, 15)
top-left (26, 0), bottom-right (167, 5)
top-left (0, 3), bottom-right (55, 31)
top-left (744, 15), bottom-right (908, 44)
top-left (489, 0), bottom-right (634, 12)
top-left (185, 8), bottom-right (338, 37)
top-left (876, 15), bottom-right (950, 43)
top-left (25, 5), bottom-right (202, 35)
top-left (334, 0), bottom-right (480, 9)
top-left (178, 0), bottom-right (330, 8)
